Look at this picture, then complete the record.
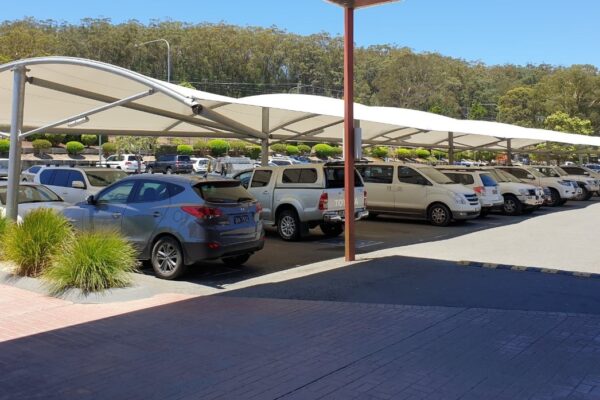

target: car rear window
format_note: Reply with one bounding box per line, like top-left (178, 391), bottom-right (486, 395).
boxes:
top-left (85, 170), bottom-right (127, 187)
top-left (480, 173), bottom-right (497, 187)
top-left (324, 167), bottom-right (364, 188)
top-left (194, 181), bottom-right (253, 203)
top-left (282, 168), bottom-right (318, 184)
top-left (177, 156), bottom-right (191, 162)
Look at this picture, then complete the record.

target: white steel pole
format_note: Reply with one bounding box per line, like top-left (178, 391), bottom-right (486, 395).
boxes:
top-left (6, 66), bottom-right (27, 221)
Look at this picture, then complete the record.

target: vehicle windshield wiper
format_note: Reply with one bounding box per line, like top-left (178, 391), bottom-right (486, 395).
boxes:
top-left (237, 197), bottom-right (253, 202)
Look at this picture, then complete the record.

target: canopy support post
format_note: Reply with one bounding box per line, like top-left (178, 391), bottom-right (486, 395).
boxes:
top-left (506, 139), bottom-right (513, 166)
top-left (261, 107), bottom-right (270, 166)
top-left (448, 132), bottom-right (454, 164)
top-left (343, 5), bottom-right (356, 262)
top-left (6, 66), bottom-right (27, 221)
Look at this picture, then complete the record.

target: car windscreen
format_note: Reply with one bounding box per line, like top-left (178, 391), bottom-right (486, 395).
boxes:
top-left (485, 169), bottom-right (508, 183)
top-left (480, 173), bottom-right (498, 187)
top-left (418, 167), bottom-right (454, 184)
top-left (0, 185), bottom-right (62, 204)
top-left (85, 170), bottom-right (128, 187)
top-left (324, 167), bottom-right (364, 188)
top-left (555, 167), bottom-right (569, 176)
top-left (526, 168), bottom-right (546, 178)
top-left (194, 181), bottom-right (253, 203)
top-left (495, 169), bottom-right (521, 183)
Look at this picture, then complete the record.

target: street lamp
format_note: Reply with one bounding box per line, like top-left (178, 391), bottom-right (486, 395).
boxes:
top-left (135, 38), bottom-right (171, 82)
top-left (325, 0), bottom-right (401, 262)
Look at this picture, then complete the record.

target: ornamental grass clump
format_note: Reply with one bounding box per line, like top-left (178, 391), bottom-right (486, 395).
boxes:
top-left (44, 230), bottom-right (137, 294)
top-left (4, 209), bottom-right (73, 277)
top-left (0, 214), bottom-right (8, 258)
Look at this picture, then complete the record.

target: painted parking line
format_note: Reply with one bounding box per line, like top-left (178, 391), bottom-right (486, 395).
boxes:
top-left (456, 260), bottom-right (600, 279)
top-left (319, 238), bottom-right (384, 249)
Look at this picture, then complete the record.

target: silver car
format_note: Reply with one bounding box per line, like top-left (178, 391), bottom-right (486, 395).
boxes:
top-left (0, 182), bottom-right (68, 222)
top-left (63, 174), bottom-right (265, 279)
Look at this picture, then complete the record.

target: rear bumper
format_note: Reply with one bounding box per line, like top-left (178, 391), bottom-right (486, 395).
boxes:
top-left (323, 208), bottom-right (369, 223)
top-left (182, 237), bottom-right (265, 265)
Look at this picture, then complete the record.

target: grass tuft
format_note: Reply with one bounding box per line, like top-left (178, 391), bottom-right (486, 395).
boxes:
top-left (43, 230), bottom-right (137, 294)
top-left (4, 209), bottom-right (73, 277)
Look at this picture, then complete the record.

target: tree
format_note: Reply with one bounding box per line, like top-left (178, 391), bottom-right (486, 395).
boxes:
top-left (0, 139), bottom-right (9, 155)
top-left (102, 142), bottom-right (117, 156)
top-left (270, 143), bottom-right (287, 154)
top-left (43, 134), bottom-right (66, 147)
top-left (543, 111), bottom-right (593, 135)
top-left (229, 140), bottom-right (247, 156)
top-left (32, 139), bottom-right (52, 155)
top-left (395, 148), bottom-right (412, 159)
top-left (245, 145), bottom-right (262, 159)
top-left (370, 146), bottom-right (389, 159)
top-left (415, 148), bottom-right (431, 158)
top-left (312, 143), bottom-right (334, 159)
top-left (208, 139), bottom-right (230, 157)
top-left (467, 101), bottom-right (487, 120)
top-left (193, 140), bottom-right (209, 155)
top-left (497, 87), bottom-right (541, 127)
top-left (81, 134), bottom-right (97, 147)
top-left (297, 144), bottom-right (311, 154)
top-left (115, 136), bottom-right (158, 173)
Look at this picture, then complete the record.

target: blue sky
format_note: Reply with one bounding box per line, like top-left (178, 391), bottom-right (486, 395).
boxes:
top-left (3, 0), bottom-right (599, 67)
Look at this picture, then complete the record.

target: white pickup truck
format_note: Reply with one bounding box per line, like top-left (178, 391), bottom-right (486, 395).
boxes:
top-left (239, 163), bottom-right (368, 240)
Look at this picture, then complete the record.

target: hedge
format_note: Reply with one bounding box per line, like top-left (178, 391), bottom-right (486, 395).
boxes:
top-left (208, 139), bottom-right (230, 157)
top-left (65, 141), bottom-right (85, 155)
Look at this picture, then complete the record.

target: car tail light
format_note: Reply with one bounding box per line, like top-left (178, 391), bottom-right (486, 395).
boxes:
top-left (473, 186), bottom-right (483, 195)
top-left (318, 192), bottom-right (328, 211)
top-left (181, 206), bottom-right (223, 220)
top-left (125, 161), bottom-right (132, 165)
top-left (207, 242), bottom-right (220, 249)
top-left (364, 190), bottom-right (367, 207)
top-left (255, 202), bottom-right (263, 215)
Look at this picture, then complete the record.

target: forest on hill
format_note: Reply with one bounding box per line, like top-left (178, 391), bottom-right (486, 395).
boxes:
top-left (1, 18), bottom-right (599, 136)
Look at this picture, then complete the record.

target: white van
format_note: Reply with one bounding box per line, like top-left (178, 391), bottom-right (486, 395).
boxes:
top-left (356, 162), bottom-right (480, 226)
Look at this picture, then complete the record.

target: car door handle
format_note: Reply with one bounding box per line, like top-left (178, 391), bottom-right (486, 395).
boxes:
top-left (152, 212), bottom-right (161, 218)
top-left (262, 191), bottom-right (269, 195)
top-left (112, 213), bottom-right (121, 219)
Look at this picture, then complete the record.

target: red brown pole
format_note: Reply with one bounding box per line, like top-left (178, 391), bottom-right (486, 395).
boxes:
top-left (343, 6), bottom-right (356, 262)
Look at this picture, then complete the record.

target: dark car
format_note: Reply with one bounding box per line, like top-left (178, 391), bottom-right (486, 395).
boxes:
top-left (146, 154), bottom-right (193, 174)
top-left (63, 175), bottom-right (265, 279)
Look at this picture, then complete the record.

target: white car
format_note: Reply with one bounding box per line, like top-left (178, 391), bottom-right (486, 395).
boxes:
top-left (532, 165), bottom-right (599, 201)
top-left (192, 157), bottom-right (209, 174)
top-left (30, 166), bottom-right (128, 204)
top-left (99, 154), bottom-right (146, 173)
top-left (0, 182), bottom-right (68, 222)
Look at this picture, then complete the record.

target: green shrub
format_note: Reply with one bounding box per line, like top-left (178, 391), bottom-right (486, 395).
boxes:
top-left (371, 146), bottom-right (389, 159)
top-left (66, 141), bottom-right (85, 155)
top-left (245, 145), bottom-right (262, 159)
top-left (0, 215), bottom-right (8, 258)
top-left (431, 149), bottom-right (447, 159)
top-left (193, 140), bottom-right (209, 153)
top-left (298, 144), bottom-right (311, 155)
top-left (43, 230), bottom-right (137, 294)
top-left (102, 142), bottom-right (117, 155)
top-left (331, 146), bottom-right (343, 156)
top-left (177, 144), bottom-right (194, 155)
top-left (208, 139), bottom-right (230, 157)
top-left (270, 143), bottom-right (287, 154)
top-left (395, 148), bottom-right (414, 159)
top-left (4, 209), bottom-right (73, 277)
top-left (415, 148), bottom-right (431, 158)
top-left (0, 139), bottom-right (9, 154)
top-left (285, 145), bottom-right (299, 156)
top-left (229, 140), bottom-right (247, 155)
top-left (44, 134), bottom-right (66, 147)
top-left (32, 139), bottom-right (52, 153)
top-left (81, 134), bottom-right (97, 147)
top-left (312, 143), bottom-right (334, 159)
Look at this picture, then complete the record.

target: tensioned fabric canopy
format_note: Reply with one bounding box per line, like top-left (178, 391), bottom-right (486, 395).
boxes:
top-left (1, 56), bottom-right (600, 150)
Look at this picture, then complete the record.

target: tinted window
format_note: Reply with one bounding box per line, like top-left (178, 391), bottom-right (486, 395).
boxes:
top-left (359, 165), bottom-right (393, 184)
top-left (28, 166), bottom-right (41, 174)
top-left (236, 171), bottom-right (253, 188)
top-left (398, 167), bottom-right (427, 185)
top-left (444, 173), bottom-right (473, 185)
top-left (282, 169), bottom-right (301, 183)
top-left (67, 171), bottom-right (86, 188)
top-left (51, 170), bottom-right (70, 187)
top-left (39, 169), bottom-right (55, 185)
top-left (0, 185), bottom-right (62, 205)
top-left (251, 170), bottom-right (272, 188)
top-left (502, 168), bottom-right (526, 179)
top-left (324, 167), bottom-right (364, 188)
top-left (85, 170), bottom-right (127, 187)
top-left (194, 181), bottom-right (252, 203)
top-left (96, 181), bottom-right (136, 204)
top-left (177, 155), bottom-right (191, 162)
top-left (131, 181), bottom-right (171, 203)
top-left (563, 167), bottom-right (583, 174)
top-left (480, 173), bottom-right (497, 187)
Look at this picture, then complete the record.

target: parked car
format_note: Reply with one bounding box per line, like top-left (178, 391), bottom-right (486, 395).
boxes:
top-left (496, 166), bottom-right (579, 207)
top-left (561, 165), bottom-right (600, 195)
top-left (192, 157), bottom-right (210, 174)
top-left (0, 182), bottom-right (68, 222)
top-left (485, 168), bottom-right (545, 215)
top-left (208, 156), bottom-right (255, 178)
top-left (146, 155), bottom-right (193, 174)
top-left (269, 157), bottom-right (303, 166)
top-left (584, 163), bottom-right (600, 173)
top-left (239, 163), bottom-right (368, 240)
top-left (21, 165), bottom-right (44, 182)
top-left (98, 154), bottom-right (146, 173)
top-left (530, 165), bottom-right (598, 201)
top-left (30, 166), bottom-right (128, 204)
top-left (436, 167), bottom-right (503, 217)
top-left (355, 162), bottom-right (480, 226)
top-left (62, 175), bottom-right (265, 279)
top-left (0, 159), bottom-right (8, 178)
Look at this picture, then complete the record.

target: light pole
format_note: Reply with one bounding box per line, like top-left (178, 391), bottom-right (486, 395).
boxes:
top-left (325, 0), bottom-right (400, 262)
top-left (135, 38), bottom-right (171, 82)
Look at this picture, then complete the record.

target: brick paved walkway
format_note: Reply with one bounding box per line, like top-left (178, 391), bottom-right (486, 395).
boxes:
top-left (2, 284), bottom-right (600, 399)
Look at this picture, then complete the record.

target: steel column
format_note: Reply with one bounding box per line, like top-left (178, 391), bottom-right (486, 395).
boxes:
top-left (506, 139), bottom-right (513, 166)
top-left (343, 6), bottom-right (356, 262)
top-left (448, 132), bottom-right (455, 164)
top-left (261, 108), bottom-right (270, 166)
top-left (6, 66), bottom-right (27, 221)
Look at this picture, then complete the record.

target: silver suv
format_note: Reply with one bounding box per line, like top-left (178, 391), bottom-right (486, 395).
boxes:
top-left (63, 175), bottom-right (265, 279)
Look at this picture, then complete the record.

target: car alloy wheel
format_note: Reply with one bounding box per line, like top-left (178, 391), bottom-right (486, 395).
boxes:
top-left (429, 204), bottom-right (451, 227)
top-left (151, 237), bottom-right (185, 279)
top-left (503, 194), bottom-right (522, 216)
top-left (277, 209), bottom-right (300, 241)
top-left (280, 215), bottom-right (296, 237)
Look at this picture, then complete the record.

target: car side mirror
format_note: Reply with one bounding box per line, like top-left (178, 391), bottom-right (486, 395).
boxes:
top-left (72, 180), bottom-right (85, 189)
top-left (86, 195), bottom-right (96, 205)
top-left (526, 174), bottom-right (534, 179)
top-left (584, 172), bottom-right (590, 176)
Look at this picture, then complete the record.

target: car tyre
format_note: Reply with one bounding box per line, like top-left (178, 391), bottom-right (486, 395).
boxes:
top-left (503, 194), bottom-right (523, 216)
top-left (147, 166), bottom-right (153, 174)
top-left (222, 254), bottom-right (251, 267)
top-left (166, 167), bottom-right (173, 175)
top-left (277, 209), bottom-right (300, 241)
top-left (151, 236), bottom-right (186, 280)
top-left (320, 223), bottom-right (344, 237)
top-left (548, 188), bottom-right (561, 207)
top-left (428, 203), bottom-right (451, 227)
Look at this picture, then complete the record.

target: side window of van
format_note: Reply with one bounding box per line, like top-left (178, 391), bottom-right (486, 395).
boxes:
top-left (398, 167), bottom-right (425, 185)
top-left (444, 173), bottom-right (474, 185)
top-left (361, 166), bottom-right (393, 184)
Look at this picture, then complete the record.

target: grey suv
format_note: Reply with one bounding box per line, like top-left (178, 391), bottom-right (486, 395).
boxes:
top-left (63, 175), bottom-right (265, 279)
top-left (146, 155), bottom-right (193, 174)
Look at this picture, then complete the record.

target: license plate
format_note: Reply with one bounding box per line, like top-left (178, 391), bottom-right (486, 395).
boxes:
top-left (492, 189), bottom-right (498, 194)
top-left (234, 214), bottom-right (250, 224)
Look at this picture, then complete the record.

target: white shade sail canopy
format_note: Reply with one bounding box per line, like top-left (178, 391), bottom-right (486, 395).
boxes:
top-left (1, 56), bottom-right (599, 151)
